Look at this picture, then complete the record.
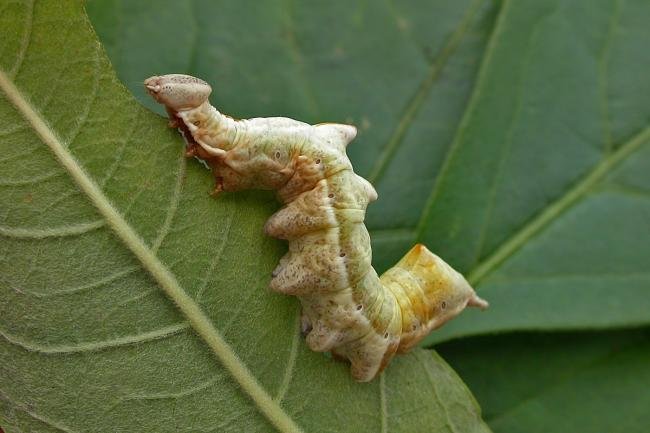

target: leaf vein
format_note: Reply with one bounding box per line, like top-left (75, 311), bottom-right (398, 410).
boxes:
top-left (0, 396), bottom-right (77, 433)
top-left (0, 322), bottom-right (190, 354)
top-left (8, 0), bottom-right (33, 78)
top-left (30, 266), bottom-right (139, 298)
top-left (598, 0), bottom-right (621, 154)
top-left (152, 150), bottom-right (186, 253)
top-left (195, 208), bottom-right (235, 302)
top-left (601, 183), bottom-right (650, 200)
top-left (65, 43), bottom-right (101, 149)
top-left (367, 0), bottom-right (485, 184)
top-left (416, 351), bottom-right (455, 433)
top-left (415, 0), bottom-right (513, 239)
top-left (470, 8), bottom-right (546, 268)
top-left (274, 309), bottom-right (301, 404)
top-left (0, 220), bottom-right (105, 239)
top-left (0, 169), bottom-right (63, 186)
top-left (379, 373), bottom-right (388, 433)
top-left (121, 376), bottom-right (220, 401)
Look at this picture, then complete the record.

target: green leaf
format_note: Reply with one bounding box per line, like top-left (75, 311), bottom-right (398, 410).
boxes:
top-left (438, 329), bottom-right (650, 433)
top-left (0, 1), bottom-right (489, 432)
top-left (87, 0), bottom-right (650, 345)
top-left (420, 0), bottom-right (650, 343)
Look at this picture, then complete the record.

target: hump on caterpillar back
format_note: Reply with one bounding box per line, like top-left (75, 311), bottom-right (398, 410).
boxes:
top-left (315, 123), bottom-right (357, 150)
top-left (356, 174), bottom-right (378, 202)
top-left (398, 244), bottom-right (489, 312)
top-left (385, 244), bottom-right (488, 352)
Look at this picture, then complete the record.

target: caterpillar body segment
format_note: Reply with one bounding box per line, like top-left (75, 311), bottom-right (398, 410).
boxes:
top-left (145, 74), bottom-right (488, 382)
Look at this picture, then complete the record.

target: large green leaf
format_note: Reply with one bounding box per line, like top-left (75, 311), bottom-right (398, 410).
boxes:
top-left (87, 0), bottom-right (650, 345)
top-left (420, 0), bottom-right (650, 343)
top-left (0, 1), bottom-right (489, 432)
top-left (438, 329), bottom-right (650, 433)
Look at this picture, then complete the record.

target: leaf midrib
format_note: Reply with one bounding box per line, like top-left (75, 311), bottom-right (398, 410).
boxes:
top-left (0, 69), bottom-right (303, 433)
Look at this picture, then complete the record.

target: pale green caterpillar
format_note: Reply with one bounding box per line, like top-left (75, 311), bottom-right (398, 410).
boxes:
top-left (144, 74), bottom-right (488, 382)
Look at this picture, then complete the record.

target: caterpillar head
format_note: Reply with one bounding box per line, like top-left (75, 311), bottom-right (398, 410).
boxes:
top-left (144, 74), bottom-right (212, 112)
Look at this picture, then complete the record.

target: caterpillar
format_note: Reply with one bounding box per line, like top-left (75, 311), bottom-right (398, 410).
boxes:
top-left (144, 74), bottom-right (488, 382)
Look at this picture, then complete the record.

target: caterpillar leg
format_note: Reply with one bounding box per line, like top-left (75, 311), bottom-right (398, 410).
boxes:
top-left (271, 252), bottom-right (292, 280)
top-left (336, 332), bottom-right (391, 382)
top-left (329, 293), bottom-right (402, 382)
top-left (300, 310), bottom-right (312, 336)
top-left (306, 322), bottom-right (342, 352)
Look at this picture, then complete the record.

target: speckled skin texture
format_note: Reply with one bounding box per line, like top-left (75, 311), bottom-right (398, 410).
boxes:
top-left (145, 74), bottom-right (488, 382)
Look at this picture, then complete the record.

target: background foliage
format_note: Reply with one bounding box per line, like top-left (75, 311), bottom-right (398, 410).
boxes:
top-left (1, 0), bottom-right (649, 432)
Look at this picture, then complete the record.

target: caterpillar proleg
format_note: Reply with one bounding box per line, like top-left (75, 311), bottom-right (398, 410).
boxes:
top-left (144, 74), bottom-right (488, 382)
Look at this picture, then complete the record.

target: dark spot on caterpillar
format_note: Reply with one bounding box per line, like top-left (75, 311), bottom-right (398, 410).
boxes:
top-left (411, 324), bottom-right (417, 331)
top-left (193, 120), bottom-right (200, 126)
top-left (383, 332), bottom-right (389, 339)
top-left (328, 193), bottom-right (334, 198)
top-left (315, 158), bottom-right (321, 164)
top-left (356, 304), bottom-right (363, 311)
top-left (275, 151), bottom-right (281, 159)
top-left (441, 301), bottom-right (447, 309)
top-left (340, 252), bottom-right (346, 257)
